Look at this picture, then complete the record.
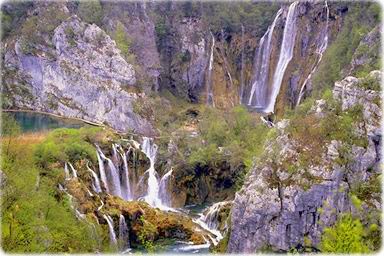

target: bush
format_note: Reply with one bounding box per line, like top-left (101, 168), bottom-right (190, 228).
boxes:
top-left (320, 214), bottom-right (369, 253)
top-left (34, 128), bottom-right (99, 168)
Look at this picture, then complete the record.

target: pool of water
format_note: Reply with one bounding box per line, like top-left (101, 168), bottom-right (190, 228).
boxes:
top-left (6, 111), bottom-right (87, 133)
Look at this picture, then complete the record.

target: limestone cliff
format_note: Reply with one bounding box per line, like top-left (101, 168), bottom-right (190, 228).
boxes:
top-left (227, 71), bottom-right (381, 253)
top-left (2, 3), bottom-right (155, 135)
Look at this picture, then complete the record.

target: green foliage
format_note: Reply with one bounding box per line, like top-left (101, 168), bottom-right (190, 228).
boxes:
top-left (78, 0), bottom-right (103, 25)
top-left (20, 4), bottom-right (68, 54)
top-left (34, 127), bottom-right (101, 168)
top-left (312, 2), bottom-right (380, 96)
top-left (200, 2), bottom-right (279, 35)
top-left (1, 132), bottom-right (101, 252)
top-left (113, 21), bottom-right (132, 59)
top-left (137, 216), bottom-right (158, 253)
top-left (320, 214), bottom-right (369, 253)
top-left (358, 74), bottom-right (381, 91)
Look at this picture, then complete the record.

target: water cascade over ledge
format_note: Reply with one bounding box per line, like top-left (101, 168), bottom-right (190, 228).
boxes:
top-left (265, 1), bottom-right (299, 113)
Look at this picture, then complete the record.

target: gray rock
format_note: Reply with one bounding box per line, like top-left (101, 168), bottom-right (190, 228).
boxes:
top-left (3, 15), bottom-right (155, 136)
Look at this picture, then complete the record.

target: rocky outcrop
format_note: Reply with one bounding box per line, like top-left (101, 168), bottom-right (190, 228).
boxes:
top-left (2, 12), bottom-right (155, 135)
top-left (102, 1), bottom-right (161, 91)
top-left (348, 25), bottom-right (381, 76)
top-left (227, 71), bottom-right (381, 253)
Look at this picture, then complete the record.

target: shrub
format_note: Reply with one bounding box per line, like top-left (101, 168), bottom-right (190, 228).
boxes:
top-left (320, 214), bottom-right (369, 253)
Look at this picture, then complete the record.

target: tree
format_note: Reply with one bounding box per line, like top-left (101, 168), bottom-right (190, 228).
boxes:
top-left (320, 214), bottom-right (369, 253)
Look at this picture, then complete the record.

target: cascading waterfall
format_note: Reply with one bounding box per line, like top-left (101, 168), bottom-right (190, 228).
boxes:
top-left (239, 24), bottom-right (245, 103)
top-left (103, 215), bottom-right (118, 246)
top-left (118, 146), bottom-right (132, 201)
top-left (296, 0), bottom-right (329, 106)
top-left (248, 8), bottom-right (283, 108)
top-left (141, 137), bottom-right (163, 208)
top-left (68, 162), bottom-right (78, 178)
top-left (264, 1), bottom-right (299, 113)
top-left (86, 162), bottom-right (102, 193)
top-left (118, 215), bottom-right (130, 251)
top-left (96, 146), bottom-right (109, 193)
top-left (97, 145), bottom-right (122, 197)
top-left (206, 31), bottom-right (215, 106)
top-left (64, 162), bottom-right (70, 180)
top-left (159, 168), bottom-right (173, 206)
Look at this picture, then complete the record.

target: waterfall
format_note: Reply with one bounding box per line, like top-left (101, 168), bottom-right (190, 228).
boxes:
top-left (119, 147), bottom-right (132, 201)
top-left (239, 24), bottom-right (245, 103)
top-left (96, 146), bottom-right (109, 193)
top-left (193, 201), bottom-right (231, 246)
top-left (206, 31), bottom-right (215, 106)
top-left (264, 1), bottom-right (299, 113)
top-left (86, 162), bottom-right (102, 193)
top-left (118, 215), bottom-right (130, 251)
top-left (68, 162), bottom-right (78, 178)
top-left (96, 145), bottom-right (122, 197)
top-left (248, 8), bottom-right (283, 108)
top-left (141, 137), bottom-right (163, 208)
top-left (159, 168), bottom-right (173, 207)
top-left (103, 215), bottom-right (118, 246)
top-left (64, 162), bottom-right (70, 180)
top-left (105, 157), bottom-right (122, 198)
top-left (296, 0), bottom-right (329, 106)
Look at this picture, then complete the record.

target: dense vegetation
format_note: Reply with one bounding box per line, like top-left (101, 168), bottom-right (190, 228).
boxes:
top-left (1, 115), bottom-right (108, 252)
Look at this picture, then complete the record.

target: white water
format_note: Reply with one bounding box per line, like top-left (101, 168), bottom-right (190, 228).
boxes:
top-left (265, 1), bottom-right (299, 113)
top-left (106, 157), bottom-right (122, 198)
top-left (119, 215), bottom-right (130, 251)
top-left (86, 162), bottom-right (102, 193)
top-left (248, 8), bottom-right (283, 107)
top-left (64, 162), bottom-right (70, 180)
top-left (96, 145), bottom-right (109, 193)
top-left (296, 0), bottom-right (329, 106)
top-left (68, 162), bottom-right (78, 178)
top-left (141, 137), bottom-right (163, 208)
top-left (97, 145), bottom-right (122, 197)
top-left (206, 31), bottom-right (215, 106)
top-left (159, 168), bottom-right (173, 206)
top-left (119, 147), bottom-right (132, 201)
top-left (103, 215), bottom-right (118, 245)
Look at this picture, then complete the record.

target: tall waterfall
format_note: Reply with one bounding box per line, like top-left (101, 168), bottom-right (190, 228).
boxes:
top-left (159, 168), bottom-right (173, 206)
top-left (264, 1), bottom-right (299, 113)
top-left (296, 0), bottom-right (329, 106)
top-left (248, 8), bottom-right (283, 107)
top-left (206, 31), bottom-right (215, 106)
top-left (119, 215), bottom-right (130, 251)
top-left (103, 215), bottom-right (118, 246)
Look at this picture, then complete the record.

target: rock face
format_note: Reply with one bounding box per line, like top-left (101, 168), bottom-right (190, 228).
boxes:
top-left (3, 13), bottom-right (154, 135)
top-left (227, 71), bottom-right (381, 253)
